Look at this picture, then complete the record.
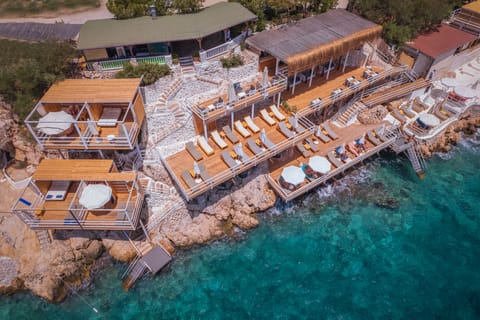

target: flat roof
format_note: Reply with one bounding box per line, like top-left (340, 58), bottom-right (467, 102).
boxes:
top-left (246, 9), bottom-right (381, 67)
top-left (78, 2), bottom-right (256, 49)
top-left (464, 0), bottom-right (480, 14)
top-left (40, 79), bottom-right (142, 104)
top-left (141, 246), bottom-right (172, 274)
top-left (408, 24), bottom-right (477, 59)
top-left (33, 159), bottom-right (113, 180)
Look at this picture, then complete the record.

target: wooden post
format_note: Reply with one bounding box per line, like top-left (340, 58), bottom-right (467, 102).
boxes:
top-left (342, 51), bottom-right (349, 73)
top-left (291, 71), bottom-right (297, 95)
top-left (326, 57), bottom-right (333, 80)
top-left (308, 66), bottom-right (314, 87)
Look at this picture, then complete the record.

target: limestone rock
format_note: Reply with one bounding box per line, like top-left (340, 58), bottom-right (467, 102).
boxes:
top-left (0, 256), bottom-right (23, 295)
top-left (102, 238), bottom-right (137, 263)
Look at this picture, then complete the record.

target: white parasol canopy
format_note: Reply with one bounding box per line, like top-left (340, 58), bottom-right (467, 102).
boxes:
top-left (455, 86), bottom-right (477, 99)
top-left (228, 82), bottom-right (238, 103)
top-left (262, 66), bottom-right (269, 88)
top-left (419, 114), bottom-right (440, 127)
top-left (37, 111), bottom-right (74, 135)
top-left (441, 77), bottom-right (457, 88)
top-left (281, 166), bottom-right (305, 186)
top-left (308, 156), bottom-right (331, 174)
top-left (79, 184), bottom-right (112, 210)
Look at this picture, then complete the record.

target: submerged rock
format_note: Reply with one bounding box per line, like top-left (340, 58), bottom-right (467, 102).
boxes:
top-left (375, 198), bottom-right (400, 210)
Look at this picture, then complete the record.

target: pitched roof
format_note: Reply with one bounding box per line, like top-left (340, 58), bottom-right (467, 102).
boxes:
top-left (463, 0), bottom-right (480, 14)
top-left (77, 2), bottom-right (256, 49)
top-left (407, 24), bottom-right (476, 59)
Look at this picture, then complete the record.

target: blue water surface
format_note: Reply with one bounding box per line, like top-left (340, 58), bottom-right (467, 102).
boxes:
top-left (1, 135), bottom-right (479, 319)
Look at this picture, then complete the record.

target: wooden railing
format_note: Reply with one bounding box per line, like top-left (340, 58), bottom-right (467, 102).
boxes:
top-left (162, 116), bottom-right (315, 201)
top-left (268, 136), bottom-right (397, 202)
top-left (191, 75), bottom-right (287, 122)
top-left (298, 65), bottom-right (409, 117)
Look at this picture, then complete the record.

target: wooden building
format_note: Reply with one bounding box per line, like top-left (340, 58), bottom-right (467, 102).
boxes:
top-left (12, 159), bottom-right (144, 231)
top-left (25, 78), bottom-right (145, 152)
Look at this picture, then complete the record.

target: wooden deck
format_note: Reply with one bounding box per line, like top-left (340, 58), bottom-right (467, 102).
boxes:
top-left (268, 122), bottom-right (397, 201)
top-left (164, 107), bottom-right (315, 200)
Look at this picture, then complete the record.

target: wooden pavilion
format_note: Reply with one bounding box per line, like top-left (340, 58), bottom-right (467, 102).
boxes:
top-left (246, 9), bottom-right (382, 94)
top-left (25, 78), bottom-right (145, 152)
top-left (12, 159), bottom-right (145, 231)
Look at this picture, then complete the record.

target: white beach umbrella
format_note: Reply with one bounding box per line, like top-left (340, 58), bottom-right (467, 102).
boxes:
top-left (419, 114), bottom-right (440, 127)
top-left (308, 156), bottom-right (331, 174)
top-left (281, 166), bottom-right (305, 186)
top-left (455, 85), bottom-right (477, 99)
top-left (193, 161), bottom-right (201, 176)
top-left (228, 82), bottom-right (238, 103)
top-left (79, 184), bottom-right (112, 210)
top-left (37, 111), bottom-right (74, 135)
top-left (262, 66), bottom-right (269, 88)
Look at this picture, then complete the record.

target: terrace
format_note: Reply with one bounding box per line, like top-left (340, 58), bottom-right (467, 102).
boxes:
top-left (12, 160), bottom-right (144, 231)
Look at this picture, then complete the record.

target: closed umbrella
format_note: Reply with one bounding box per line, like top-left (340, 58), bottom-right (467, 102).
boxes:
top-left (262, 66), bottom-right (269, 88)
top-left (79, 184), bottom-right (112, 210)
top-left (281, 166), bottom-right (305, 186)
top-left (308, 156), bottom-right (331, 174)
top-left (260, 128), bottom-right (266, 145)
top-left (193, 161), bottom-right (201, 177)
top-left (234, 142), bottom-right (245, 160)
top-left (228, 82), bottom-right (238, 103)
top-left (37, 111), bottom-right (74, 135)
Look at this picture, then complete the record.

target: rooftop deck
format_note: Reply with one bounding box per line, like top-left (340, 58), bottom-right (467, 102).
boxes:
top-left (164, 107), bottom-right (315, 200)
top-left (268, 122), bottom-right (397, 201)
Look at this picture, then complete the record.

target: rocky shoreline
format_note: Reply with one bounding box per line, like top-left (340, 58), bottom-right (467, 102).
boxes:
top-left (1, 99), bottom-right (479, 302)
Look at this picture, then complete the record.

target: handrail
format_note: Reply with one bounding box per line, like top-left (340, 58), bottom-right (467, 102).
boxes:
top-left (86, 54), bottom-right (170, 71)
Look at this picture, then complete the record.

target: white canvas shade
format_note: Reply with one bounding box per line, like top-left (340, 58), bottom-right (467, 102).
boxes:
top-left (454, 86), bottom-right (476, 99)
top-left (281, 166), bottom-right (305, 186)
top-left (419, 114), bottom-right (440, 127)
top-left (79, 184), bottom-right (112, 210)
top-left (37, 111), bottom-right (74, 135)
top-left (308, 156), bottom-right (331, 174)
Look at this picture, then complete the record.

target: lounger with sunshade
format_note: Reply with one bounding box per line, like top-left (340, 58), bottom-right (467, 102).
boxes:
top-left (322, 123), bottom-right (338, 140)
top-left (235, 120), bottom-right (251, 138)
top-left (296, 143), bottom-right (311, 158)
top-left (392, 109), bottom-right (407, 123)
top-left (401, 106), bottom-right (416, 118)
top-left (247, 138), bottom-right (264, 155)
top-left (315, 128), bottom-right (331, 143)
top-left (221, 150), bottom-right (239, 169)
top-left (198, 163), bottom-right (211, 181)
top-left (278, 122), bottom-right (294, 138)
top-left (260, 109), bottom-right (276, 126)
top-left (186, 142), bottom-right (203, 161)
top-left (367, 131), bottom-right (381, 146)
top-left (288, 117), bottom-right (305, 133)
top-left (222, 126), bottom-right (239, 144)
top-left (305, 138), bottom-right (319, 152)
top-left (270, 104), bottom-right (286, 121)
top-left (211, 130), bottom-right (227, 149)
top-left (181, 171), bottom-right (197, 189)
top-left (245, 116), bottom-right (260, 133)
top-left (327, 151), bottom-right (343, 168)
top-left (198, 136), bottom-right (214, 156)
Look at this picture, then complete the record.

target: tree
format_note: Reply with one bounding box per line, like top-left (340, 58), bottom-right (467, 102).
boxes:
top-left (172, 0), bottom-right (204, 14)
top-left (116, 63), bottom-right (171, 86)
top-left (107, 0), bottom-right (169, 19)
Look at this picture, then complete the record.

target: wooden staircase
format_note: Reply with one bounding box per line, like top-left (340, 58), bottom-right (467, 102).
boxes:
top-left (362, 78), bottom-right (431, 107)
top-left (35, 230), bottom-right (51, 249)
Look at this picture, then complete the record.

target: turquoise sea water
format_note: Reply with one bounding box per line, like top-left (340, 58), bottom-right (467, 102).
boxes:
top-left (1, 134), bottom-right (479, 319)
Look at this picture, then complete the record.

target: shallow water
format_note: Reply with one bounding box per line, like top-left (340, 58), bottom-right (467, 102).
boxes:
top-left (1, 135), bottom-right (479, 319)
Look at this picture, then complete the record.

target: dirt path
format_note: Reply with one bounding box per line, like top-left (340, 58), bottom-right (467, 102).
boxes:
top-left (0, 0), bottom-right (113, 24)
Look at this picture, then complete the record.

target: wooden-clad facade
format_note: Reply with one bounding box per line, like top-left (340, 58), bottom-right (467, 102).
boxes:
top-left (25, 79), bottom-right (145, 151)
top-left (12, 159), bottom-right (144, 231)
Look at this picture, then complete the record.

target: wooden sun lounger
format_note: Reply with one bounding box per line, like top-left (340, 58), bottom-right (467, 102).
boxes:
top-left (245, 116), bottom-right (260, 133)
top-left (211, 130), bottom-right (227, 149)
top-left (198, 136), bottom-right (214, 156)
top-left (435, 108), bottom-right (449, 121)
top-left (305, 138), bottom-right (319, 152)
top-left (221, 150), bottom-right (239, 169)
top-left (262, 134), bottom-right (276, 151)
top-left (186, 142), bottom-right (203, 161)
top-left (296, 143), bottom-right (312, 158)
top-left (198, 163), bottom-right (211, 181)
top-left (374, 127), bottom-right (387, 142)
top-left (288, 117), bottom-right (305, 133)
top-left (367, 131), bottom-right (381, 146)
top-left (181, 171), bottom-right (197, 189)
top-left (98, 107), bottom-right (122, 127)
top-left (315, 128), bottom-right (331, 143)
top-left (412, 102), bottom-right (425, 113)
top-left (222, 126), bottom-right (239, 144)
top-left (235, 120), bottom-right (251, 138)
top-left (328, 151), bottom-right (343, 168)
top-left (278, 121), bottom-right (294, 138)
top-left (322, 123), bottom-right (338, 140)
top-left (260, 109), bottom-right (276, 126)
top-left (270, 104), bottom-right (286, 121)
top-left (247, 138), bottom-right (264, 155)
top-left (402, 106), bottom-right (416, 118)
top-left (392, 108), bottom-right (407, 123)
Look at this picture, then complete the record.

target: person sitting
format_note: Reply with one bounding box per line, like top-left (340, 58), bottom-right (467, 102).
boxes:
top-left (355, 138), bottom-right (368, 153)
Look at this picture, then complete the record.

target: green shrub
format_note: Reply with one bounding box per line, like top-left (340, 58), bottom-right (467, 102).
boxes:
top-left (116, 63), bottom-right (170, 86)
top-left (220, 54), bottom-right (244, 69)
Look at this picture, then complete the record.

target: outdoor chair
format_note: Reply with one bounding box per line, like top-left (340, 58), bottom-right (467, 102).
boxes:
top-left (186, 142), bottom-right (203, 161)
top-left (222, 126), bottom-right (239, 144)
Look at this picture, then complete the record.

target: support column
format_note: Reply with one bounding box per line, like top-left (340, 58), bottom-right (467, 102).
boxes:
top-left (251, 104), bottom-right (255, 119)
top-left (231, 112), bottom-right (234, 129)
top-left (342, 51), bottom-right (349, 73)
top-left (277, 92), bottom-right (281, 107)
top-left (275, 58), bottom-right (280, 75)
top-left (291, 71), bottom-right (297, 95)
top-left (196, 38), bottom-right (203, 51)
top-left (308, 66), bottom-right (315, 87)
top-left (203, 121), bottom-right (207, 140)
top-left (326, 57), bottom-right (333, 80)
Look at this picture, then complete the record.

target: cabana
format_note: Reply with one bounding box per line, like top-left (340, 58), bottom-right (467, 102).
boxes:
top-left (246, 9), bottom-right (382, 94)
